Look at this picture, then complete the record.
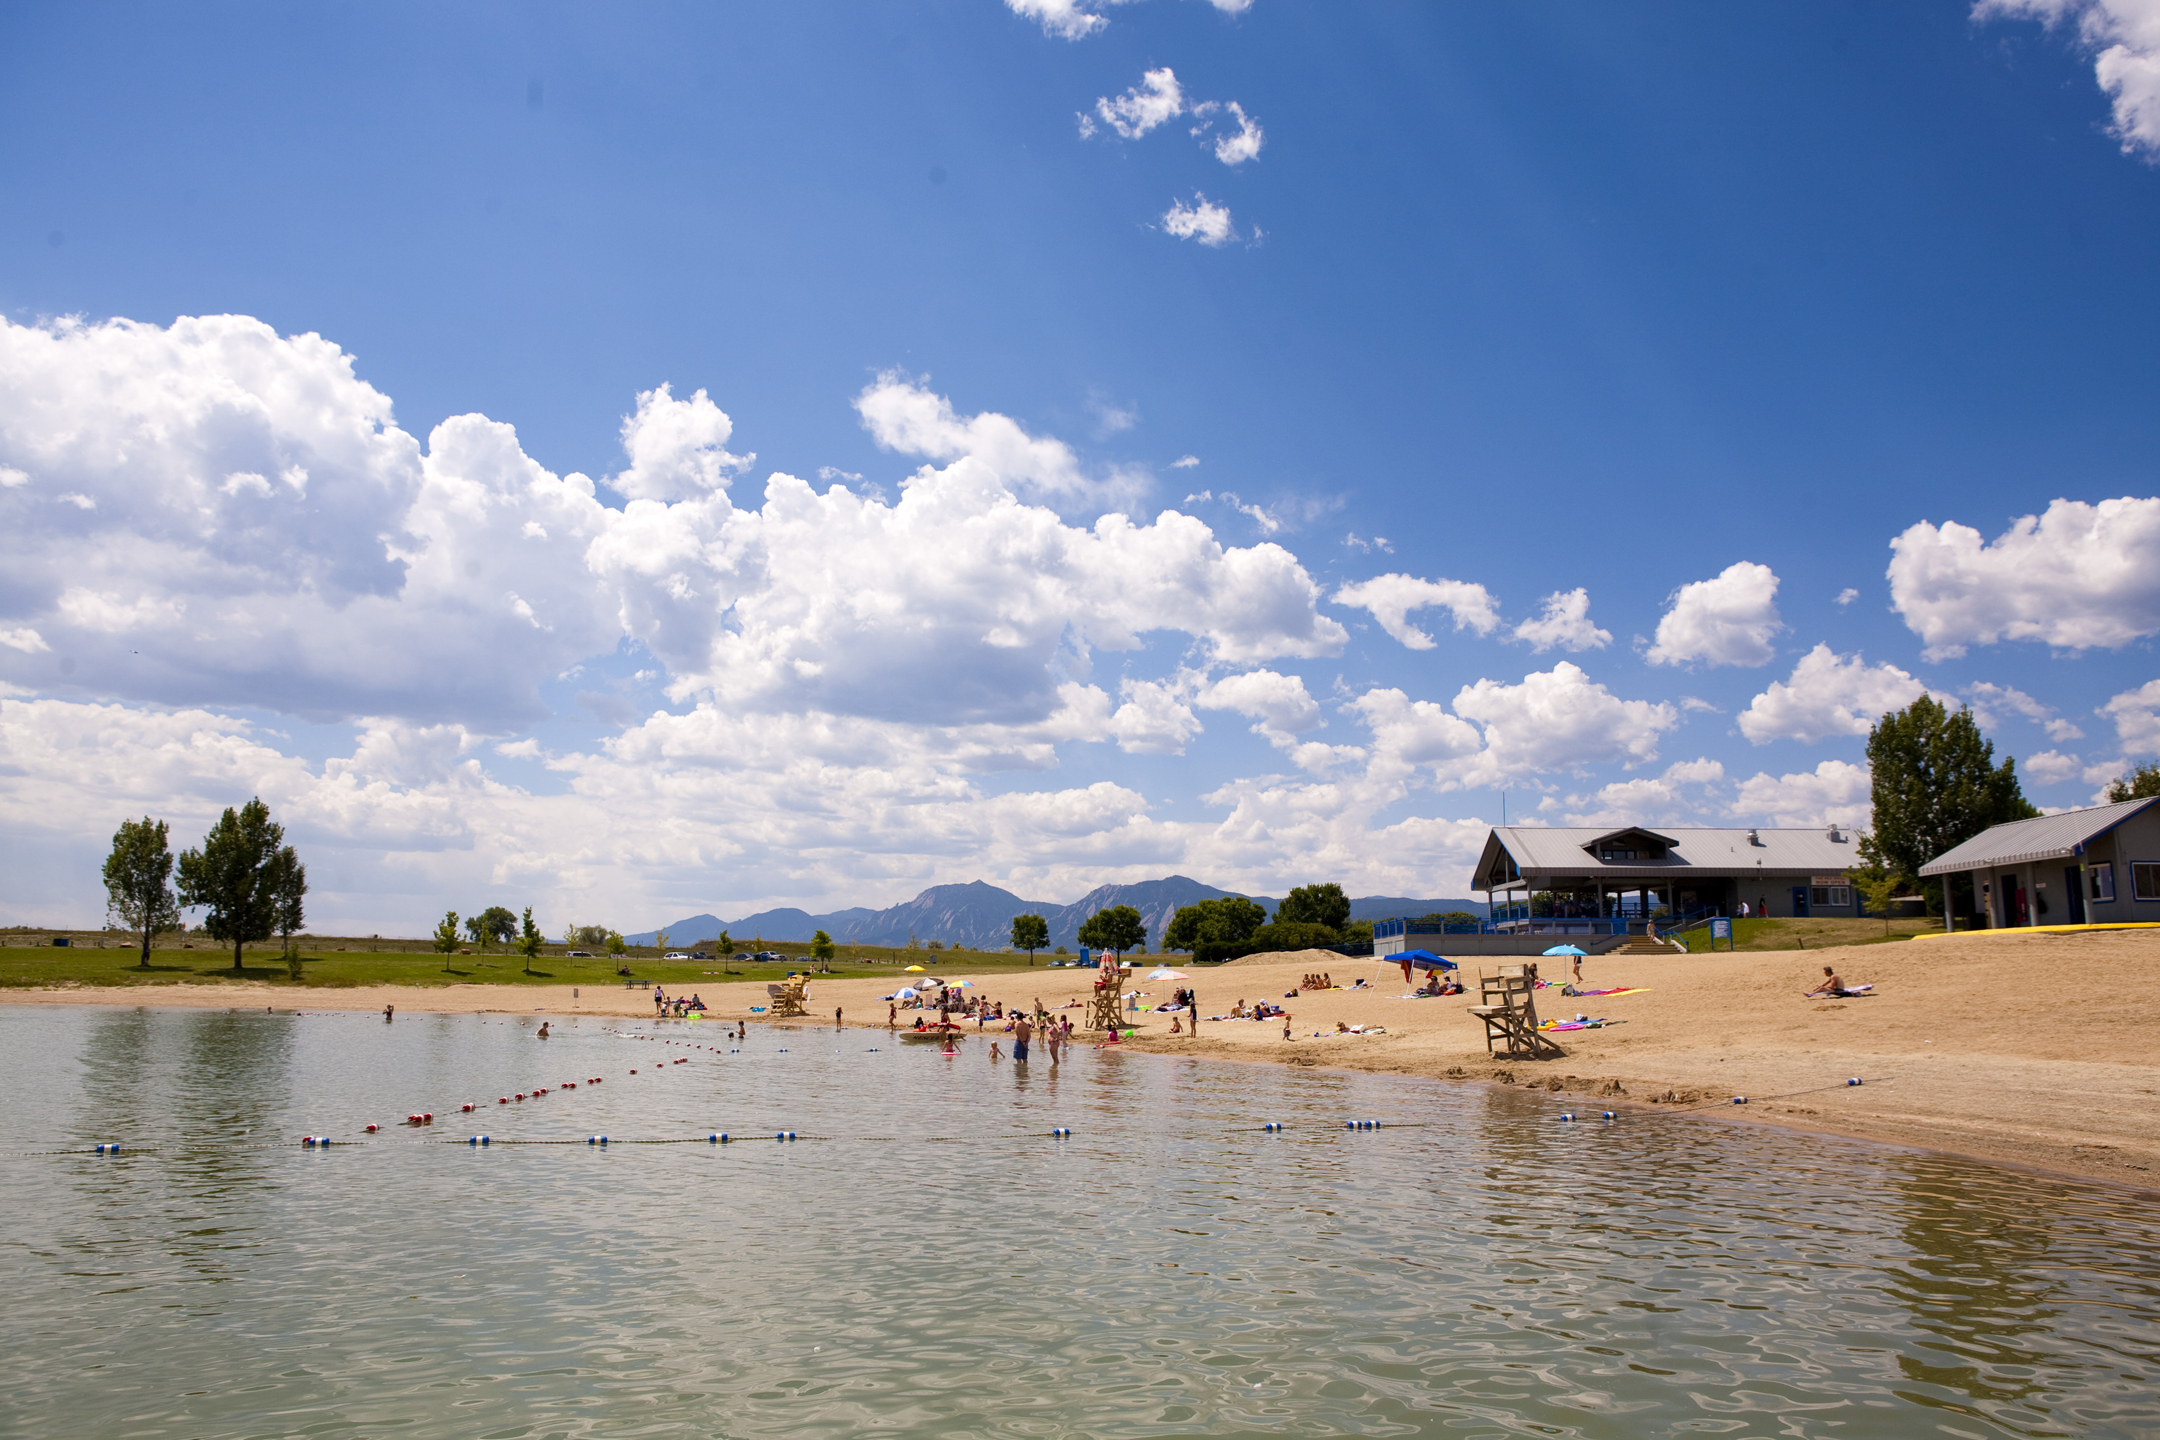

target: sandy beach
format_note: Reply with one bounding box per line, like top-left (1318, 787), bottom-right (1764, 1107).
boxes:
top-left (11, 928), bottom-right (2158, 1189)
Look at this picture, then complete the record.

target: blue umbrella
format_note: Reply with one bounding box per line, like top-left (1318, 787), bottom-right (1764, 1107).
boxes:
top-left (1542, 944), bottom-right (1588, 957)
top-left (1397, 948), bottom-right (1458, 971)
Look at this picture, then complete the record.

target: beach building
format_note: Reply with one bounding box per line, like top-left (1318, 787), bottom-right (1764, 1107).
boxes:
top-left (1468, 824), bottom-right (1866, 931)
top-left (1918, 796), bottom-right (2160, 929)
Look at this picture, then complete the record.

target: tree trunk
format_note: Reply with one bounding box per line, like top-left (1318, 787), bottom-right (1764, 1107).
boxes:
top-left (233, 937), bottom-right (245, 971)
top-left (139, 927), bottom-right (152, 968)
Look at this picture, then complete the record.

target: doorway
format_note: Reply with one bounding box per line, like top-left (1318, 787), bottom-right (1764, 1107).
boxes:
top-left (2000, 872), bottom-right (2024, 926)
top-left (2065, 866), bottom-right (2086, 925)
top-left (1790, 885), bottom-right (1809, 918)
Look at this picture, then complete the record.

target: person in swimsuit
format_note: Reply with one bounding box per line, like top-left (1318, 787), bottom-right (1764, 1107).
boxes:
top-left (1012, 1014), bottom-right (1033, 1063)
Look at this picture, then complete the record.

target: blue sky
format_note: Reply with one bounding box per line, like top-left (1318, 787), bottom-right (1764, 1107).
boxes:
top-left (3, 0), bottom-right (2158, 933)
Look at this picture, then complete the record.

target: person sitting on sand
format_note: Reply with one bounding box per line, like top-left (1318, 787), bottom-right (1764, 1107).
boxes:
top-left (1439, 976), bottom-right (1463, 996)
top-left (1805, 965), bottom-right (1866, 998)
top-left (1336, 1020), bottom-right (1351, 1033)
top-left (1169, 1014), bottom-right (1183, 1035)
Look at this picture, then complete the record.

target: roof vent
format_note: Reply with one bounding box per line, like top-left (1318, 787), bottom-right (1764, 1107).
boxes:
top-left (1746, 828), bottom-right (1761, 846)
top-left (1827, 823), bottom-right (1844, 842)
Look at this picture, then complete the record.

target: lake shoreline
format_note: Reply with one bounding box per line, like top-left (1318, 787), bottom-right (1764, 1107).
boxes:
top-left (11, 926), bottom-right (2157, 1193)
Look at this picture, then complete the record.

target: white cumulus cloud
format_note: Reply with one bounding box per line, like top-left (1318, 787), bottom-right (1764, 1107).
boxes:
top-left (1007, 0), bottom-right (1108, 40)
top-left (1964, 680), bottom-right (2084, 740)
top-left (1206, 101), bottom-right (1265, 164)
top-left (607, 384), bottom-right (749, 502)
top-left (2022, 749), bottom-right (2087, 784)
top-left (1646, 561), bottom-right (1783, 667)
top-left (1513, 588), bottom-right (1612, 653)
top-left (1737, 644), bottom-right (1929, 745)
top-left (1333, 573), bottom-right (1501, 649)
top-left (1446, 663), bottom-right (1679, 784)
top-left (1979, 0), bottom-right (2160, 157)
top-left (1161, 193), bottom-right (1238, 247)
top-left (1731, 759), bottom-right (1873, 830)
top-left (1197, 668), bottom-right (1323, 748)
top-left (1887, 496), bottom-right (2160, 658)
top-left (1560, 758), bottom-right (1727, 827)
top-left (2099, 677), bottom-right (2160, 754)
top-left (1092, 67), bottom-right (1186, 139)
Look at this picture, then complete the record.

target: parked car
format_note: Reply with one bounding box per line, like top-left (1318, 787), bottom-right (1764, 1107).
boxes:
top-left (566, 950), bottom-right (594, 958)
top-left (690, 951), bottom-right (712, 960)
top-left (663, 951), bottom-right (691, 960)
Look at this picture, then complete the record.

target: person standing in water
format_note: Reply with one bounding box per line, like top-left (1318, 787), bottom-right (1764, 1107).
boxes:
top-left (1012, 1014), bottom-right (1033, 1064)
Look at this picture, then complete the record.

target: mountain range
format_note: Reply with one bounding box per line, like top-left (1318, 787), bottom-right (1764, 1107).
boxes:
top-left (624, 877), bottom-right (1486, 950)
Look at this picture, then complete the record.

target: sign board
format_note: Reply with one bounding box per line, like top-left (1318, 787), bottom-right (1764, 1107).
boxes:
top-left (1810, 875), bottom-right (1849, 885)
top-left (1710, 918), bottom-right (1732, 940)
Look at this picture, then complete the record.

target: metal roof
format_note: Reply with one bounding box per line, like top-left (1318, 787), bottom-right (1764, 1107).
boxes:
top-left (1917, 797), bottom-right (2160, 875)
top-left (1477, 825), bottom-right (1864, 886)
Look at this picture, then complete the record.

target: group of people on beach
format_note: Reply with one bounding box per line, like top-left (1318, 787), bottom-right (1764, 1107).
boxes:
top-left (1299, 972), bottom-right (1334, 991)
top-left (652, 988), bottom-right (706, 1018)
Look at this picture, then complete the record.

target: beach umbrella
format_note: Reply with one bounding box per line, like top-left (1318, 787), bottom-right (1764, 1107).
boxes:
top-left (1542, 944), bottom-right (1587, 957)
top-left (892, 987), bottom-right (921, 1000)
top-left (1397, 949), bottom-right (1457, 970)
top-left (904, 964), bottom-right (927, 972)
top-left (1147, 967), bottom-right (1190, 980)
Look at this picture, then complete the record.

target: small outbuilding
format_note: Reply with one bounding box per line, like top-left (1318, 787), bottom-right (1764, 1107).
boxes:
top-left (1918, 796), bottom-right (2160, 929)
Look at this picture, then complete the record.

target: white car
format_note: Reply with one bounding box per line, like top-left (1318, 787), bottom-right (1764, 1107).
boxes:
top-left (663, 951), bottom-right (692, 960)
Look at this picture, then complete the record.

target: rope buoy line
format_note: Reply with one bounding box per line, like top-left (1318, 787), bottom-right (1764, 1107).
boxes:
top-left (1656, 1076), bottom-right (1888, 1116)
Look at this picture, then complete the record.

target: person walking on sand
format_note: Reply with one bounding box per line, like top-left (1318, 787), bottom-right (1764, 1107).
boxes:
top-left (835, 1006), bottom-right (843, 1027)
top-left (1012, 1014), bottom-right (1033, 1064)
top-left (888, 1002), bottom-right (897, 1027)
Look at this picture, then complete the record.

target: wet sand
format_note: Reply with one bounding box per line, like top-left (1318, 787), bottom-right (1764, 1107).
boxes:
top-left (10, 928), bottom-right (2158, 1189)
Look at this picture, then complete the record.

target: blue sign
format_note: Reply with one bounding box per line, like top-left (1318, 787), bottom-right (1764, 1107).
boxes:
top-left (1710, 918), bottom-right (1732, 940)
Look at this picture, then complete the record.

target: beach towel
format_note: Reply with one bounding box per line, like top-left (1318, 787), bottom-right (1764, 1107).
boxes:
top-left (1566, 986), bottom-right (1651, 998)
top-left (1539, 1017), bottom-right (1624, 1032)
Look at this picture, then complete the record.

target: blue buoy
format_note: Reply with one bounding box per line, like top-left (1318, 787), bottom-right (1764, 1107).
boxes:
top-left (1560, 1113), bottom-right (1576, 1122)
top-left (1262, 1121), bottom-right (1283, 1131)
top-left (596, 1135), bottom-right (607, 1145)
top-left (1052, 1127), bottom-right (1071, 1137)
top-left (1601, 1111), bottom-right (1616, 1121)
top-left (480, 1135), bottom-right (490, 1146)
top-left (1847, 1077), bottom-right (1864, 1086)
top-left (469, 1136), bottom-right (480, 1146)
top-left (1732, 1096), bottom-right (1748, 1105)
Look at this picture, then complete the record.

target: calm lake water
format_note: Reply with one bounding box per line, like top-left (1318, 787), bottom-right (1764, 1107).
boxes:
top-left (2, 1004), bottom-right (2157, 1439)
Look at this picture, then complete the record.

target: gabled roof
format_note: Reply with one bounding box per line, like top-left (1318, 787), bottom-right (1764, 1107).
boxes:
top-left (1917, 797), bottom-right (2160, 876)
top-left (1475, 825), bottom-right (1862, 885)
top-left (1582, 826), bottom-right (1678, 855)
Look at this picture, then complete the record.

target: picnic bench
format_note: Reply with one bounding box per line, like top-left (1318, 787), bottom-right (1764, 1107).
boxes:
top-left (1469, 964), bottom-right (1565, 1060)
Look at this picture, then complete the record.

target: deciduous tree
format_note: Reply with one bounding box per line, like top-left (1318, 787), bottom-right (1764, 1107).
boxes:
top-left (269, 847), bottom-right (306, 973)
top-left (1275, 883), bottom-right (1351, 933)
top-left (518, 907), bottom-right (544, 973)
top-left (433, 910), bottom-right (462, 969)
top-left (175, 798), bottom-right (289, 972)
top-left (1162, 896), bottom-right (1266, 952)
top-left (1010, 913), bottom-right (1049, 964)
top-left (1077, 904), bottom-right (1147, 958)
top-left (102, 816), bottom-right (180, 967)
top-left (2106, 763), bottom-right (2160, 803)
top-left (811, 929), bottom-right (836, 968)
top-left (1861, 697), bottom-right (2037, 911)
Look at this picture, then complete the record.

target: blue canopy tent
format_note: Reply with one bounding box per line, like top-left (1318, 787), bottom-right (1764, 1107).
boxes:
top-left (1399, 948), bottom-right (1458, 970)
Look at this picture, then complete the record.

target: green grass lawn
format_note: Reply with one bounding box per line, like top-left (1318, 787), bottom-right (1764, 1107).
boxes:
top-left (1671, 915), bottom-right (1946, 953)
top-left (0, 939), bottom-right (1083, 990)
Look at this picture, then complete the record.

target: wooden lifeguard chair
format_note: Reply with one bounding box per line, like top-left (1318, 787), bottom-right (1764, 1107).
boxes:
top-left (767, 976), bottom-right (809, 1018)
top-left (1087, 963), bottom-right (1128, 1033)
top-left (1470, 964), bottom-right (1564, 1060)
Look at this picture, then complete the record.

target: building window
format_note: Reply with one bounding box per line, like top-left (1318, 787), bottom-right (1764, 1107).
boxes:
top-left (1600, 849), bottom-right (1636, 861)
top-left (1810, 885), bottom-right (1851, 908)
top-left (2089, 863), bottom-right (2116, 904)
top-left (2135, 863), bottom-right (2160, 901)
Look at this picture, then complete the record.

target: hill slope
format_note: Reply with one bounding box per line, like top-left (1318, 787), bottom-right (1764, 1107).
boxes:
top-left (628, 881), bottom-right (1485, 949)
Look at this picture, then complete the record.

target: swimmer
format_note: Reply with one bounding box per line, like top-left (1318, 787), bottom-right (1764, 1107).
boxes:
top-left (384, 1004), bottom-right (394, 1022)
top-left (537, 1022), bottom-right (551, 1039)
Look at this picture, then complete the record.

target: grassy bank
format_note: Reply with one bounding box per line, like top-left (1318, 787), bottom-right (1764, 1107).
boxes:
top-left (1671, 915), bottom-right (1944, 952)
top-left (0, 938), bottom-right (1081, 991)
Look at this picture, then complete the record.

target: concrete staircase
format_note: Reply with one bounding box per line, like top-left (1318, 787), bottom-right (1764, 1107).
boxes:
top-left (1609, 936), bottom-right (1688, 957)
